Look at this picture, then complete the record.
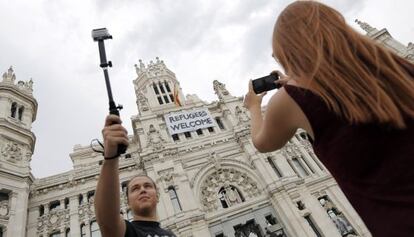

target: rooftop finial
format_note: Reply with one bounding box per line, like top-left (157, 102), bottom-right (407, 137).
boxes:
top-left (355, 19), bottom-right (377, 33)
top-left (2, 66), bottom-right (16, 83)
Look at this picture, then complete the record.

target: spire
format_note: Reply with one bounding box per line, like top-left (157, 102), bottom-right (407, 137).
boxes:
top-left (135, 57), bottom-right (168, 77)
top-left (213, 80), bottom-right (231, 101)
top-left (1, 67), bottom-right (33, 94)
top-left (355, 19), bottom-right (377, 34)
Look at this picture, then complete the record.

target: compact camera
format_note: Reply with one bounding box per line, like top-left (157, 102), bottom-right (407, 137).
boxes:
top-left (252, 73), bottom-right (280, 94)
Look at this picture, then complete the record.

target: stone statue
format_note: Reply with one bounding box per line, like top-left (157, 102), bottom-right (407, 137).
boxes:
top-left (2, 66), bottom-right (16, 83)
top-left (235, 106), bottom-right (250, 124)
top-left (26, 78), bottom-right (34, 91)
top-left (209, 151), bottom-right (222, 170)
top-left (0, 200), bottom-right (9, 217)
top-left (146, 125), bottom-right (165, 150)
top-left (137, 92), bottom-right (149, 111)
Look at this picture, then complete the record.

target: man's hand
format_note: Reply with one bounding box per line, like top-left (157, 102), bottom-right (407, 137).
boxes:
top-left (102, 115), bottom-right (129, 159)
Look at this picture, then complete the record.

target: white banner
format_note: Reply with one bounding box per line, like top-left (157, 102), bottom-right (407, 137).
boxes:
top-left (164, 108), bottom-right (216, 135)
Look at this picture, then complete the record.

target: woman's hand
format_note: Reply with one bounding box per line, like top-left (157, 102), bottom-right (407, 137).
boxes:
top-left (272, 70), bottom-right (289, 87)
top-left (244, 80), bottom-right (267, 110)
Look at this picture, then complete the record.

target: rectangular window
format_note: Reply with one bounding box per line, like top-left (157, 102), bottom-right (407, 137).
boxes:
top-left (159, 83), bottom-right (166, 93)
top-left (157, 97), bottom-right (163, 105)
top-left (90, 221), bottom-right (101, 237)
top-left (172, 134), bottom-right (179, 141)
top-left (153, 85), bottom-right (160, 95)
top-left (301, 156), bottom-right (315, 174)
top-left (304, 215), bottom-right (322, 237)
top-left (169, 94), bottom-right (174, 102)
top-left (215, 117), bottom-right (225, 130)
top-left (165, 82), bottom-right (171, 92)
top-left (196, 129), bottom-right (203, 135)
top-left (208, 127), bottom-right (215, 133)
top-left (267, 157), bottom-right (283, 178)
top-left (163, 95), bottom-right (170, 103)
top-left (168, 187), bottom-right (182, 212)
top-left (292, 158), bottom-right (309, 177)
top-left (184, 132), bottom-right (192, 138)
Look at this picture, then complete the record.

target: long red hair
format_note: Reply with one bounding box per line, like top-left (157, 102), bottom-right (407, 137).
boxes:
top-left (273, 1), bottom-right (414, 128)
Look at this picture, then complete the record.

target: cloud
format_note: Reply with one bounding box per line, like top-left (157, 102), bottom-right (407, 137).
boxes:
top-left (0, 0), bottom-right (412, 178)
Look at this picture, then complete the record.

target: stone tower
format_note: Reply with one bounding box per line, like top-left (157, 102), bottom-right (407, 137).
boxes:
top-left (0, 66), bottom-right (37, 236)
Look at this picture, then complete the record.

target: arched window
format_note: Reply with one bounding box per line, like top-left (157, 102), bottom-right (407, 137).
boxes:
top-left (49, 231), bottom-right (60, 237)
top-left (10, 102), bottom-right (17, 118)
top-left (90, 221), bottom-right (101, 237)
top-left (64, 198), bottom-right (69, 209)
top-left (39, 205), bottom-right (44, 216)
top-left (18, 106), bottom-right (24, 121)
top-left (78, 194), bottom-right (84, 205)
top-left (218, 185), bottom-right (244, 208)
top-left (49, 200), bottom-right (60, 212)
top-left (168, 186), bottom-right (182, 213)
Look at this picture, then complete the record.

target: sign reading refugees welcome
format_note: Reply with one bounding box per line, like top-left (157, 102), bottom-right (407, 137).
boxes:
top-left (164, 108), bottom-right (216, 135)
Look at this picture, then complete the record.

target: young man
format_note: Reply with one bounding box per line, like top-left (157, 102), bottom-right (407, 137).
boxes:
top-left (94, 115), bottom-right (176, 237)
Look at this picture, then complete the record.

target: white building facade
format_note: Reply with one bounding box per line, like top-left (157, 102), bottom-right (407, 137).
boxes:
top-left (0, 22), bottom-right (413, 237)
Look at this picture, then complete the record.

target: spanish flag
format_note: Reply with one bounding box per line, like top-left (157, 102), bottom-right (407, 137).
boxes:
top-left (173, 84), bottom-right (182, 107)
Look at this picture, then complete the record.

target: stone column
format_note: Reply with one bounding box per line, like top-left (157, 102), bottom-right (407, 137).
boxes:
top-left (26, 206), bottom-right (40, 237)
top-left (270, 190), bottom-right (309, 237)
top-left (7, 189), bottom-right (29, 237)
top-left (69, 195), bottom-right (80, 236)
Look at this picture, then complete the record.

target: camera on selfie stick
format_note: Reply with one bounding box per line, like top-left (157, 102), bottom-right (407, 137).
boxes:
top-left (92, 28), bottom-right (127, 156)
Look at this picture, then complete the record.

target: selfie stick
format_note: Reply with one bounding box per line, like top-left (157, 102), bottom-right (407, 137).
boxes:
top-left (92, 28), bottom-right (127, 156)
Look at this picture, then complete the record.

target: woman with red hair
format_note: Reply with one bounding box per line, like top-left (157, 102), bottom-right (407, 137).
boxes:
top-left (244, 1), bottom-right (414, 236)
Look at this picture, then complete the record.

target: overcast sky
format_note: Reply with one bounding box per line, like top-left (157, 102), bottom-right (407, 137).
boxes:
top-left (0, 0), bottom-right (412, 178)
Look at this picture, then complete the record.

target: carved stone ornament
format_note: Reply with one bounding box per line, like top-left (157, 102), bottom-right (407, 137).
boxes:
top-left (159, 169), bottom-right (175, 187)
top-left (137, 57), bottom-right (168, 78)
top-left (1, 142), bottom-right (23, 162)
top-left (235, 106), bottom-right (250, 124)
top-left (199, 168), bottom-right (260, 212)
top-left (146, 125), bottom-right (165, 150)
top-left (209, 151), bottom-right (222, 170)
top-left (49, 214), bottom-right (59, 224)
top-left (0, 200), bottom-right (9, 217)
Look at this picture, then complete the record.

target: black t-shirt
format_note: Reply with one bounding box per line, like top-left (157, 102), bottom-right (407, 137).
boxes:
top-left (124, 220), bottom-right (176, 237)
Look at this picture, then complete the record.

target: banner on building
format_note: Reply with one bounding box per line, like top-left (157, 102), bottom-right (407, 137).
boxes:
top-left (164, 108), bottom-right (216, 135)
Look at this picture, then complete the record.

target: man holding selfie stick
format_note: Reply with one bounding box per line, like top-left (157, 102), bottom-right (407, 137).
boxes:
top-left (92, 28), bottom-right (176, 237)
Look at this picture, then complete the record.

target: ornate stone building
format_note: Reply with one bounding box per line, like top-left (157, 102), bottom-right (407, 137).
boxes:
top-left (0, 22), bottom-right (413, 237)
